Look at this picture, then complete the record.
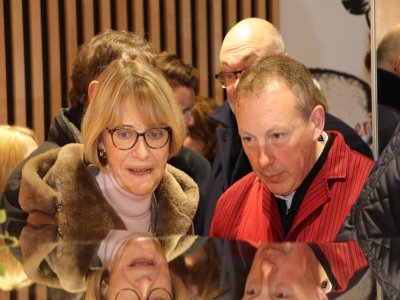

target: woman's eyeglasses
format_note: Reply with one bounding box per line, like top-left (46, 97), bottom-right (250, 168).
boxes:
top-left (106, 126), bottom-right (172, 150)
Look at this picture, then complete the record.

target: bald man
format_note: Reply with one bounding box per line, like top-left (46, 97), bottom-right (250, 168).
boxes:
top-left (200, 18), bottom-right (373, 235)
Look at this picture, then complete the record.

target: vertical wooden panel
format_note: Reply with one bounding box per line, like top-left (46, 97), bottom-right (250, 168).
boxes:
top-left (16, 286), bottom-right (29, 300)
top-left (64, 0), bottom-right (78, 100)
top-left (132, 0), bottom-right (144, 37)
top-left (210, 0), bottom-right (223, 104)
top-left (254, 0), bottom-right (266, 19)
top-left (179, 0), bottom-right (192, 64)
top-left (0, 291), bottom-right (10, 300)
top-left (116, 0), bottom-right (128, 30)
top-left (269, 0), bottom-right (280, 29)
top-left (29, 0), bottom-right (45, 143)
top-left (99, 0), bottom-right (111, 30)
top-left (47, 0), bottom-right (62, 120)
top-left (81, 0), bottom-right (95, 42)
top-left (10, 0), bottom-right (26, 125)
top-left (148, 0), bottom-right (161, 52)
top-left (196, 0), bottom-right (208, 96)
top-left (0, 0), bottom-right (7, 124)
top-left (225, 0), bottom-right (237, 30)
top-left (35, 284), bottom-right (47, 299)
top-left (164, 0), bottom-right (177, 54)
top-left (240, 0), bottom-right (252, 19)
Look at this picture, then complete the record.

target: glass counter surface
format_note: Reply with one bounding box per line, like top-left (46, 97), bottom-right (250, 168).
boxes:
top-left (1, 225), bottom-right (399, 300)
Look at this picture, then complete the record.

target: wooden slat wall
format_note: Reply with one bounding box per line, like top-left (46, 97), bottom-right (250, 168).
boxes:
top-left (0, 0), bottom-right (7, 124)
top-left (0, 0), bottom-right (277, 145)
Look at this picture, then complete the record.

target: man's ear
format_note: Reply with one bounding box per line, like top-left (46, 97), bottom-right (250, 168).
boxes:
top-left (394, 55), bottom-right (400, 75)
top-left (88, 80), bottom-right (98, 102)
top-left (310, 105), bottom-right (325, 140)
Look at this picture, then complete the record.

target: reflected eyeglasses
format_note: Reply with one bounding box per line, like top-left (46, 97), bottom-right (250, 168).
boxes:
top-left (115, 287), bottom-right (173, 300)
top-left (214, 70), bottom-right (244, 88)
top-left (106, 126), bottom-right (172, 150)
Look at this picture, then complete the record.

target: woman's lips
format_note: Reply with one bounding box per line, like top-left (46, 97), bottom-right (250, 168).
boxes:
top-left (129, 258), bottom-right (155, 267)
top-left (128, 168), bottom-right (152, 175)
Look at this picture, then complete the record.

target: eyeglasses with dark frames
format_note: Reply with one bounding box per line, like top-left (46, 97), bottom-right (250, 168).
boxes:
top-left (214, 70), bottom-right (244, 89)
top-left (106, 126), bottom-right (172, 150)
top-left (115, 287), bottom-right (173, 300)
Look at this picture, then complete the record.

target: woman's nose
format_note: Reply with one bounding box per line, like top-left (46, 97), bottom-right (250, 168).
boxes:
top-left (131, 275), bottom-right (153, 298)
top-left (131, 136), bottom-right (151, 159)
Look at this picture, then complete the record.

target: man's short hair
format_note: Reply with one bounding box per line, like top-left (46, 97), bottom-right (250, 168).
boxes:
top-left (156, 52), bottom-right (199, 92)
top-left (69, 29), bottom-right (156, 108)
top-left (235, 54), bottom-right (318, 120)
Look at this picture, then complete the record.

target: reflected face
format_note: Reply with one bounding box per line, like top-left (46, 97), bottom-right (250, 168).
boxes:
top-left (236, 83), bottom-right (321, 195)
top-left (174, 85), bottom-right (195, 128)
top-left (102, 102), bottom-right (169, 198)
top-left (244, 243), bottom-right (324, 300)
top-left (107, 236), bottom-right (172, 300)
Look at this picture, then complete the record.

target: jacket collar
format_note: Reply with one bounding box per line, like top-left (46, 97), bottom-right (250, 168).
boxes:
top-left (288, 131), bottom-right (349, 236)
top-left (210, 100), bottom-right (236, 128)
top-left (48, 108), bottom-right (82, 145)
top-left (377, 68), bottom-right (400, 110)
top-left (261, 131), bottom-right (349, 239)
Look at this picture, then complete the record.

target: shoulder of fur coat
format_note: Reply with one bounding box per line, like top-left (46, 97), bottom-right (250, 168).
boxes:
top-left (156, 164), bottom-right (199, 236)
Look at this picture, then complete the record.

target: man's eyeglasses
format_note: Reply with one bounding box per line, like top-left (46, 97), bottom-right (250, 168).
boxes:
top-left (214, 70), bottom-right (243, 88)
top-left (106, 126), bottom-right (172, 150)
top-left (115, 287), bottom-right (173, 300)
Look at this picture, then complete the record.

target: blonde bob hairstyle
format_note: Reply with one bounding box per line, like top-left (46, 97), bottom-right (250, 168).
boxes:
top-left (0, 125), bottom-right (37, 192)
top-left (81, 58), bottom-right (186, 169)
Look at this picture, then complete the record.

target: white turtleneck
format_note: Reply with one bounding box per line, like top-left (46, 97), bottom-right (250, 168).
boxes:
top-left (95, 169), bottom-right (152, 232)
top-left (96, 169), bottom-right (154, 264)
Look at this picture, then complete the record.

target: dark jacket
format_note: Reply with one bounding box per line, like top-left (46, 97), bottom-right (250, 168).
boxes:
top-left (347, 123), bottom-right (400, 298)
top-left (376, 68), bottom-right (400, 154)
top-left (202, 101), bottom-right (374, 235)
top-left (351, 123), bottom-right (400, 240)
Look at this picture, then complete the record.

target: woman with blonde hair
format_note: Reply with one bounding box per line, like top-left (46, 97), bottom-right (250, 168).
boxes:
top-left (0, 125), bottom-right (37, 192)
top-left (0, 125), bottom-right (37, 292)
top-left (18, 58), bottom-right (199, 242)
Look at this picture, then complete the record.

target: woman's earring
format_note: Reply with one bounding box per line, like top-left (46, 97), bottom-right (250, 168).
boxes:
top-left (320, 279), bottom-right (332, 293)
top-left (98, 148), bottom-right (107, 160)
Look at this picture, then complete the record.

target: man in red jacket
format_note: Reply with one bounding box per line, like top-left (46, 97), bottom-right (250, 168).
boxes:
top-left (210, 55), bottom-right (374, 246)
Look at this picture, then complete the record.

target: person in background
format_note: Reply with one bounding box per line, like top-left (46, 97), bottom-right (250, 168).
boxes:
top-left (364, 23), bottom-right (400, 154)
top-left (0, 125), bottom-right (38, 193)
top-left (156, 52), bottom-right (211, 235)
top-left (184, 95), bottom-right (220, 164)
top-left (1, 29), bottom-right (157, 235)
top-left (210, 54), bottom-right (374, 245)
top-left (19, 59), bottom-right (198, 238)
top-left (0, 125), bottom-right (37, 292)
top-left (202, 18), bottom-right (373, 235)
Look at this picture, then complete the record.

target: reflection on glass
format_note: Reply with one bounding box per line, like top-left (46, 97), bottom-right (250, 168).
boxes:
top-left (243, 241), bottom-right (368, 300)
top-left (105, 235), bottom-right (173, 300)
top-left (244, 243), bottom-right (330, 300)
top-left (12, 226), bottom-right (382, 299)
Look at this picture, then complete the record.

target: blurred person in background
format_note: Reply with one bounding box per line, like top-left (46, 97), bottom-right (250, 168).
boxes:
top-left (0, 125), bottom-right (37, 292)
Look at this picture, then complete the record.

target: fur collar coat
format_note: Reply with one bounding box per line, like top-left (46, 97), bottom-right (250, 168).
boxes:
top-left (18, 143), bottom-right (199, 291)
